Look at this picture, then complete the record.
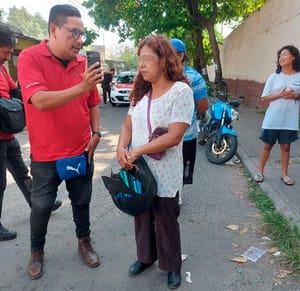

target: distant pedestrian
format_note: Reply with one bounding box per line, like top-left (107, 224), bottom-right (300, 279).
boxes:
top-left (17, 4), bottom-right (102, 279)
top-left (255, 45), bottom-right (300, 185)
top-left (102, 68), bottom-right (115, 104)
top-left (170, 38), bottom-right (208, 203)
top-left (116, 34), bottom-right (194, 289)
top-left (0, 23), bottom-right (62, 242)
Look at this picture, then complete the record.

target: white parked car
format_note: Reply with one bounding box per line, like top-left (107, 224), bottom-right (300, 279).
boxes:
top-left (110, 71), bottom-right (136, 106)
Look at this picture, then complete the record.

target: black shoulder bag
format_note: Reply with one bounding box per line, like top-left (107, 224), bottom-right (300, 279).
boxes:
top-left (0, 68), bottom-right (26, 134)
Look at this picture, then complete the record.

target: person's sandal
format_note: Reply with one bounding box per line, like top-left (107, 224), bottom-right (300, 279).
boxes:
top-left (281, 176), bottom-right (294, 186)
top-left (254, 173), bottom-right (264, 183)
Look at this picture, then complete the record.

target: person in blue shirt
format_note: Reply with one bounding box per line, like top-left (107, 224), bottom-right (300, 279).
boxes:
top-left (170, 38), bottom-right (208, 202)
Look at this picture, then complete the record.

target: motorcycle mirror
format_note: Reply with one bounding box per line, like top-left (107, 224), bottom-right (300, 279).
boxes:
top-left (230, 100), bottom-right (240, 108)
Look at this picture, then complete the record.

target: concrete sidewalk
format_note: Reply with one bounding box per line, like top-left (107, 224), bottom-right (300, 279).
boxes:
top-left (235, 105), bottom-right (300, 226)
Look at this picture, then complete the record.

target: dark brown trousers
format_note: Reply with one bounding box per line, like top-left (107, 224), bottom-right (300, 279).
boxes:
top-left (134, 193), bottom-right (181, 272)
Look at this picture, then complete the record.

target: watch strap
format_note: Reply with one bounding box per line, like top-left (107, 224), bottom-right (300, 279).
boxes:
top-left (92, 131), bottom-right (101, 137)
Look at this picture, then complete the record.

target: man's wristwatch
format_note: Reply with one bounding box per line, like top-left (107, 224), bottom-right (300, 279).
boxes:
top-left (92, 131), bottom-right (101, 138)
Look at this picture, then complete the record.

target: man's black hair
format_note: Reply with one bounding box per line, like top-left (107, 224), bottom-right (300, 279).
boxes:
top-left (48, 4), bottom-right (81, 27)
top-left (0, 23), bottom-right (16, 48)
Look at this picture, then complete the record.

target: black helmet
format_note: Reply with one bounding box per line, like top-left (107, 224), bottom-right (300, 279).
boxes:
top-left (102, 155), bottom-right (157, 216)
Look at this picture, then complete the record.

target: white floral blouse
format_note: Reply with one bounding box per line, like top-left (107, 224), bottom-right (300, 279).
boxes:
top-left (129, 81), bottom-right (194, 198)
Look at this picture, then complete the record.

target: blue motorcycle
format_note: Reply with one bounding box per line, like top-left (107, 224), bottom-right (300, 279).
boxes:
top-left (198, 81), bottom-right (241, 164)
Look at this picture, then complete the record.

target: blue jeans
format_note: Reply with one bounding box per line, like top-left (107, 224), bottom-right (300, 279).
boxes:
top-left (0, 138), bottom-right (32, 219)
top-left (30, 156), bottom-right (94, 250)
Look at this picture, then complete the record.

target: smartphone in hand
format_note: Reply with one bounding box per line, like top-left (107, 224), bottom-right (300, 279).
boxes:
top-left (87, 51), bottom-right (101, 68)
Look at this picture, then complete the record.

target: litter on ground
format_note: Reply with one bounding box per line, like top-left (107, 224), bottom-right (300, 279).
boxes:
top-left (242, 246), bottom-right (266, 262)
top-left (186, 272), bottom-right (193, 283)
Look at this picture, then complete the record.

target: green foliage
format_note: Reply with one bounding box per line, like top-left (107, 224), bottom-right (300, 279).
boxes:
top-left (7, 6), bottom-right (48, 40)
top-left (83, 0), bottom-right (211, 65)
top-left (83, 28), bottom-right (99, 47)
top-left (116, 46), bottom-right (138, 71)
top-left (83, 0), bottom-right (190, 43)
top-left (215, 0), bottom-right (266, 24)
top-left (83, 0), bottom-right (267, 81)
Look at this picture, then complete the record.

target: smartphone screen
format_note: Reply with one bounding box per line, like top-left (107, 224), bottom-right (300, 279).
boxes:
top-left (87, 51), bottom-right (101, 68)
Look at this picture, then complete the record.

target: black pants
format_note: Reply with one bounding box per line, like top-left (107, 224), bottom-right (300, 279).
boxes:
top-left (0, 138), bottom-right (31, 219)
top-left (30, 158), bottom-right (94, 250)
top-left (102, 85), bottom-right (111, 104)
top-left (182, 138), bottom-right (197, 185)
top-left (134, 193), bottom-right (181, 272)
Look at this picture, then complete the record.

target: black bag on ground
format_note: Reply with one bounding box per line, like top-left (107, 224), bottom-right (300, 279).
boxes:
top-left (0, 97), bottom-right (25, 134)
top-left (102, 155), bottom-right (157, 216)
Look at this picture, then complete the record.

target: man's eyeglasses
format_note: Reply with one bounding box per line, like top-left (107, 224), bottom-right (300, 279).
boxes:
top-left (62, 26), bottom-right (86, 42)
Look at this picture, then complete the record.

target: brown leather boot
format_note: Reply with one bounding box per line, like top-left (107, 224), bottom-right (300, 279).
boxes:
top-left (78, 237), bottom-right (100, 268)
top-left (27, 250), bottom-right (44, 280)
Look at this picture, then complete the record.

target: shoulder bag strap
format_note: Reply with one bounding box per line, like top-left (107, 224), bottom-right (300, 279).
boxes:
top-left (146, 89), bottom-right (152, 137)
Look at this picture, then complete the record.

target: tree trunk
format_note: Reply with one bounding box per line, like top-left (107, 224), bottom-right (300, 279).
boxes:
top-left (206, 21), bottom-right (223, 83)
top-left (184, 0), bottom-right (222, 83)
top-left (193, 26), bottom-right (209, 82)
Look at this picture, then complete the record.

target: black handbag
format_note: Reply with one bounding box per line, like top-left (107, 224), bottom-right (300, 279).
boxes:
top-left (102, 155), bottom-right (157, 216)
top-left (0, 96), bottom-right (26, 134)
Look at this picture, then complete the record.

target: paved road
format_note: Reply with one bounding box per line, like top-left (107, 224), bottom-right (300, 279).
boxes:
top-left (1, 103), bottom-right (299, 290)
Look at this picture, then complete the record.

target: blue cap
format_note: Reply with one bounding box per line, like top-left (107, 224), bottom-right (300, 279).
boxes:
top-left (170, 38), bottom-right (186, 53)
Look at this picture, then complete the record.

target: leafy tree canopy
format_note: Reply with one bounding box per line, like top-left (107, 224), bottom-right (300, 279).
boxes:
top-left (7, 6), bottom-right (48, 40)
top-left (83, 0), bottom-right (266, 81)
top-left (83, 0), bottom-right (265, 43)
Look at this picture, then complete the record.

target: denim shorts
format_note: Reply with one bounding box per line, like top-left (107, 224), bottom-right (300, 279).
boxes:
top-left (259, 129), bottom-right (298, 145)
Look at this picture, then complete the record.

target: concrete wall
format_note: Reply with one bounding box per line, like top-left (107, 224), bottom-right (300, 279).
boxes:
top-left (218, 0), bottom-right (300, 107)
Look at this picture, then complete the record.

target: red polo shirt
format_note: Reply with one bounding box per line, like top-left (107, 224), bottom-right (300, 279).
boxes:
top-left (0, 64), bottom-right (16, 140)
top-left (17, 40), bottom-right (101, 161)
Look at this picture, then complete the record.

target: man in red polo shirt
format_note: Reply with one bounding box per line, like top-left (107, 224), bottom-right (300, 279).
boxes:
top-left (17, 4), bottom-right (102, 280)
top-left (0, 24), bottom-right (62, 242)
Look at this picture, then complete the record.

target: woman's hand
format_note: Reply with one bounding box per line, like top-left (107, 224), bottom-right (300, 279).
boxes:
top-left (117, 147), bottom-right (134, 170)
top-left (281, 87), bottom-right (298, 100)
top-left (127, 149), bottom-right (139, 164)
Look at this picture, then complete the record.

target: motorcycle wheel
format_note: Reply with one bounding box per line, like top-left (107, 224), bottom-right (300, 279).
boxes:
top-left (205, 133), bottom-right (238, 164)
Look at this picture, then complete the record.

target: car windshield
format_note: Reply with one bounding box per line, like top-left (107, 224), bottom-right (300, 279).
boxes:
top-left (117, 74), bottom-right (135, 84)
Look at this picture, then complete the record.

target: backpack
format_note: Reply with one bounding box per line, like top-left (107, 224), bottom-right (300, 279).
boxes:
top-left (102, 155), bottom-right (157, 216)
